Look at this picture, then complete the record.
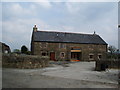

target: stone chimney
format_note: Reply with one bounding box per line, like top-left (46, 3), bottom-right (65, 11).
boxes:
top-left (93, 31), bottom-right (96, 35)
top-left (33, 25), bottom-right (38, 32)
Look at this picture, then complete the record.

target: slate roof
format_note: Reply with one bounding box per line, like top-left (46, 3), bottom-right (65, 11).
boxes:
top-left (32, 31), bottom-right (107, 45)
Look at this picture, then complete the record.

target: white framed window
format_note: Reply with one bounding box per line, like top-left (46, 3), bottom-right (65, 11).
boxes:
top-left (89, 53), bottom-right (94, 60)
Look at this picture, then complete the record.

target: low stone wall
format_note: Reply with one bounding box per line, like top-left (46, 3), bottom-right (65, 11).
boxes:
top-left (2, 54), bottom-right (49, 69)
top-left (95, 60), bottom-right (120, 71)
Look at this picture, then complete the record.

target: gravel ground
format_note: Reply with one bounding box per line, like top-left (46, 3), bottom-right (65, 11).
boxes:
top-left (43, 62), bottom-right (118, 84)
top-left (2, 61), bottom-right (119, 88)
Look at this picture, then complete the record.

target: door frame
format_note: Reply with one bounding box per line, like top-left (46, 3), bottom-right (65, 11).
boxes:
top-left (50, 52), bottom-right (56, 61)
top-left (71, 52), bottom-right (82, 60)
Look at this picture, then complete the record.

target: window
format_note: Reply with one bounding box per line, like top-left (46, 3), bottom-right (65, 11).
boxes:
top-left (89, 54), bottom-right (94, 60)
top-left (98, 54), bottom-right (102, 60)
top-left (90, 55), bottom-right (93, 59)
top-left (59, 43), bottom-right (66, 48)
top-left (41, 51), bottom-right (48, 56)
top-left (42, 52), bottom-right (46, 56)
top-left (60, 52), bottom-right (65, 58)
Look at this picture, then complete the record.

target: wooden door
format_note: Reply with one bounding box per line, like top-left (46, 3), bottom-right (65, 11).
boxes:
top-left (71, 52), bottom-right (81, 60)
top-left (50, 52), bottom-right (55, 61)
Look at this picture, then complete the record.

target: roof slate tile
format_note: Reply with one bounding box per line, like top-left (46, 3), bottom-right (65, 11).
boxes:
top-left (32, 31), bottom-right (107, 45)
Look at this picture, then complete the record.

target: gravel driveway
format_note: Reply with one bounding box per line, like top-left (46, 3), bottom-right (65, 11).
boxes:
top-left (2, 61), bottom-right (119, 88)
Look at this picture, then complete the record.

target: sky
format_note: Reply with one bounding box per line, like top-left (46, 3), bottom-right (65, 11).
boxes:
top-left (1, 1), bottom-right (118, 51)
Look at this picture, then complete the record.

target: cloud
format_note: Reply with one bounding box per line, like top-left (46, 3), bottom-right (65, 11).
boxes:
top-left (1, 0), bottom-right (119, 2)
top-left (33, 0), bottom-right (52, 9)
top-left (10, 3), bottom-right (32, 16)
top-left (2, 3), bottom-right (37, 19)
top-left (66, 0), bottom-right (119, 2)
top-left (2, 17), bottom-right (59, 50)
top-left (2, 2), bottom-right (118, 51)
top-left (0, 3), bottom-right (2, 42)
top-left (86, 5), bottom-right (118, 47)
top-left (35, 2), bottom-right (52, 9)
top-left (65, 2), bottom-right (81, 14)
top-left (61, 2), bottom-right (118, 47)
top-left (0, 21), bottom-right (2, 42)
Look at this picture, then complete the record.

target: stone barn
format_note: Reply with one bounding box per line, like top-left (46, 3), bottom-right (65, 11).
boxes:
top-left (0, 42), bottom-right (11, 54)
top-left (31, 25), bottom-right (107, 61)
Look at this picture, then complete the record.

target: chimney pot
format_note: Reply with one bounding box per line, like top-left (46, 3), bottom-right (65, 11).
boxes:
top-left (33, 25), bottom-right (37, 32)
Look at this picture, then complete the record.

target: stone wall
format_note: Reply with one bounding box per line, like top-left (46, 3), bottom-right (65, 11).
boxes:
top-left (32, 42), bottom-right (107, 61)
top-left (2, 54), bottom-right (49, 69)
top-left (67, 43), bottom-right (107, 61)
top-left (95, 60), bottom-right (120, 71)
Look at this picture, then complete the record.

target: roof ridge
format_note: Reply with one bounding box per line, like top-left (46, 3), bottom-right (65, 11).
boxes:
top-left (33, 30), bottom-right (107, 45)
top-left (36, 30), bottom-right (97, 36)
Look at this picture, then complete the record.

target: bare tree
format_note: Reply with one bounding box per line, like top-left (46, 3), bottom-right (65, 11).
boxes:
top-left (108, 45), bottom-right (117, 59)
top-left (108, 45), bottom-right (117, 54)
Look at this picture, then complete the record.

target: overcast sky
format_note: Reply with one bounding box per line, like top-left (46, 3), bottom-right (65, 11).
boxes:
top-left (1, 1), bottom-right (118, 51)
